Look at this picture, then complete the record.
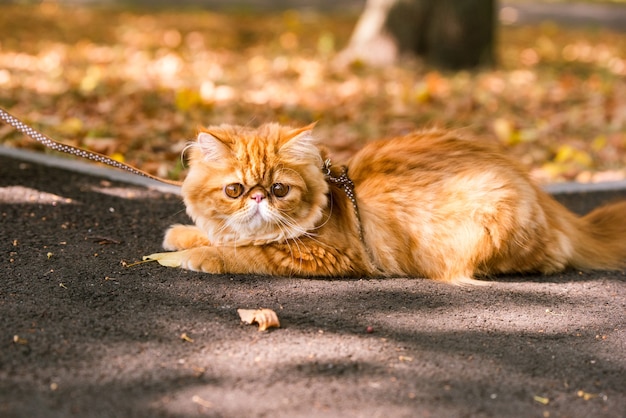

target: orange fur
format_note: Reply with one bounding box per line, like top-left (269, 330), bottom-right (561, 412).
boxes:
top-left (160, 125), bottom-right (626, 285)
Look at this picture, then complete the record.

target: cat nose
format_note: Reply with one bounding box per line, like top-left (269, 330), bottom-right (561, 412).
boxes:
top-left (250, 192), bottom-right (265, 204)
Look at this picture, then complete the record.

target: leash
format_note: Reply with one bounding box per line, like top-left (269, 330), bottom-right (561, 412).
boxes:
top-left (322, 158), bottom-right (364, 243)
top-left (0, 107), bottom-right (182, 187)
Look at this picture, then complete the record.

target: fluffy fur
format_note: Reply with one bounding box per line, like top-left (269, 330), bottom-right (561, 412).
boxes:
top-left (159, 124), bottom-right (626, 285)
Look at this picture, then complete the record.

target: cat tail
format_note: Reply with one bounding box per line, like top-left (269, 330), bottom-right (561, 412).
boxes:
top-left (569, 201), bottom-right (626, 271)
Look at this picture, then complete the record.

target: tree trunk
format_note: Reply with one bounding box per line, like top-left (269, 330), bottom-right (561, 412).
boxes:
top-left (339, 0), bottom-right (495, 70)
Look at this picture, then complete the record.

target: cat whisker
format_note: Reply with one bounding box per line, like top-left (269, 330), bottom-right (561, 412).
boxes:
top-left (307, 192), bottom-right (334, 232)
top-left (272, 210), bottom-right (334, 253)
top-left (274, 219), bottom-right (311, 273)
top-left (180, 140), bottom-right (196, 168)
top-left (163, 207), bottom-right (187, 220)
top-left (275, 222), bottom-right (301, 272)
top-left (276, 165), bottom-right (307, 189)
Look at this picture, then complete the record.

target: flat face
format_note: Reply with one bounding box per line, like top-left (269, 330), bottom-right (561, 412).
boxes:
top-left (181, 124), bottom-right (328, 244)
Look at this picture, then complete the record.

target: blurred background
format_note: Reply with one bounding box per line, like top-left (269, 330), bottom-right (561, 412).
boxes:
top-left (0, 0), bottom-right (625, 183)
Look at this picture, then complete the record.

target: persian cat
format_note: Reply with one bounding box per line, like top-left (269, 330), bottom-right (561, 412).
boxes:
top-left (148, 123), bottom-right (626, 285)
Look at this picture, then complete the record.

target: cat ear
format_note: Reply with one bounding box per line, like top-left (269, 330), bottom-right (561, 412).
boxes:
top-left (196, 131), bottom-right (232, 162)
top-left (280, 123), bottom-right (321, 161)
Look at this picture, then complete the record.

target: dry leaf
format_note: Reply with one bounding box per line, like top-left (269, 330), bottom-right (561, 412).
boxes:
top-left (237, 308), bottom-right (280, 331)
top-left (192, 395), bottom-right (213, 409)
top-left (13, 335), bottom-right (28, 345)
top-left (577, 390), bottom-right (599, 401)
top-left (143, 251), bottom-right (185, 268)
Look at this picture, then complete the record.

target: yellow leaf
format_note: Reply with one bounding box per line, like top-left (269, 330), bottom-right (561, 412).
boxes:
top-left (80, 66), bottom-right (102, 92)
top-left (57, 117), bottom-right (84, 136)
top-left (143, 251), bottom-right (185, 268)
top-left (413, 82), bottom-right (430, 103)
top-left (541, 162), bottom-right (566, 178)
top-left (493, 118), bottom-right (520, 145)
top-left (110, 152), bottom-right (125, 163)
top-left (572, 150), bottom-right (593, 167)
top-left (554, 144), bottom-right (575, 163)
top-left (591, 135), bottom-right (607, 152)
top-left (175, 88), bottom-right (201, 111)
top-left (317, 31), bottom-right (335, 55)
top-left (554, 145), bottom-right (593, 168)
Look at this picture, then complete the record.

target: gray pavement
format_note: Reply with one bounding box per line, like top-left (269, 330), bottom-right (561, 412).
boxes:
top-left (0, 146), bottom-right (625, 418)
top-left (1, 2), bottom-right (625, 416)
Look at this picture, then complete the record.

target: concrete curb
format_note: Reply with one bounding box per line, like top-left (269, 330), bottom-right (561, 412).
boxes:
top-left (0, 146), bottom-right (182, 195)
top-left (2, 145), bottom-right (625, 198)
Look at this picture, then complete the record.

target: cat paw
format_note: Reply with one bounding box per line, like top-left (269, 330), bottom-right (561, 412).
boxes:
top-left (182, 247), bottom-right (225, 273)
top-left (163, 224), bottom-right (211, 250)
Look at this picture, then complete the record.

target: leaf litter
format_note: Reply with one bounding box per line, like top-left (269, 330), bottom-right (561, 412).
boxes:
top-left (0, 3), bottom-right (624, 185)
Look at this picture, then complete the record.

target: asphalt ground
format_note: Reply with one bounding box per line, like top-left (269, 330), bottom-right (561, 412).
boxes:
top-left (0, 148), bottom-right (625, 418)
top-left (1, 2), bottom-right (626, 416)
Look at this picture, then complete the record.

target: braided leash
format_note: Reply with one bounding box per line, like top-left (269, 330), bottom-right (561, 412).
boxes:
top-left (0, 107), bottom-right (181, 186)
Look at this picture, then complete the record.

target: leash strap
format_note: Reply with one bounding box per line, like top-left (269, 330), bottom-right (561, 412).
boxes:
top-left (0, 107), bottom-right (181, 186)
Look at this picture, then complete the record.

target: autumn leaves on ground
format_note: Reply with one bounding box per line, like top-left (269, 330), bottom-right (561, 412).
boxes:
top-left (0, 3), bottom-right (624, 184)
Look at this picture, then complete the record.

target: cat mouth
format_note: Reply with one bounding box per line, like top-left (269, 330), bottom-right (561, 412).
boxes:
top-left (244, 203), bottom-right (273, 228)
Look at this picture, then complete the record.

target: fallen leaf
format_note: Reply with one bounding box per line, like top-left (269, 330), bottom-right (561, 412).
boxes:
top-left (143, 251), bottom-right (185, 268)
top-left (191, 395), bottom-right (213, 409)
top-left (91, 236), bottom-right (122, 245)
top-left (577, 390), bottom-right (599, 401)
top-left (13, 335), bottom-right (28, 345)
top-left (237, 308), bottom-right (280, 331)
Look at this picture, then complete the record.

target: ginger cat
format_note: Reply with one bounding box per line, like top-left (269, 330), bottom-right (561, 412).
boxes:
top-left (148, 123), bottom-right (626, 285)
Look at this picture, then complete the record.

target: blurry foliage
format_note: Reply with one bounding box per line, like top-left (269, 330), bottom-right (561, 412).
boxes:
top-left (0, 3), bottom-right (625, 183)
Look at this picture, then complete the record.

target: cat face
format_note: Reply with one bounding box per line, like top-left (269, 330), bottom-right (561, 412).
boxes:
top-left (182, 123), bottom-right (329, 244)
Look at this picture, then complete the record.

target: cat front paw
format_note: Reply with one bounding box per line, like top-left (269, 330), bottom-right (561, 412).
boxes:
top-left (163, 224), bottom-right (212, 250)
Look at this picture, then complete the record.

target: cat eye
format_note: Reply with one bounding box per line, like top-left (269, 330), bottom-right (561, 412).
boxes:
top-left (224, 183), bottom-right (244, 198)
top-left (271, 183), bottom-right (290, 198)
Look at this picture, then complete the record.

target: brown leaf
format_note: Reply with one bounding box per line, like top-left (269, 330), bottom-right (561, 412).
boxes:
top-left (237, 308), bottom-right (281, 331)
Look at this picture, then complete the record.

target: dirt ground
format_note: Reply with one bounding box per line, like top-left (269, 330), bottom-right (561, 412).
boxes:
top-left (0, 151), bottom-right (625, 418)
